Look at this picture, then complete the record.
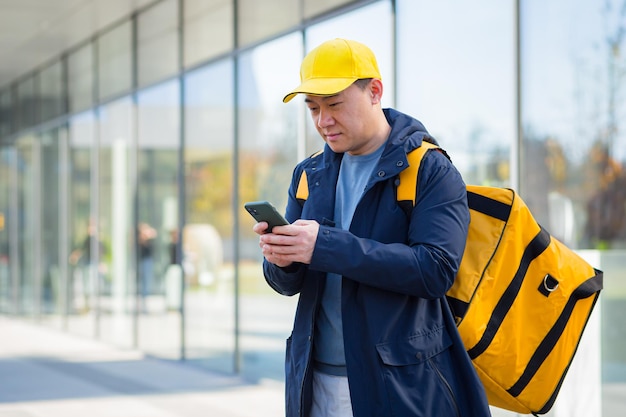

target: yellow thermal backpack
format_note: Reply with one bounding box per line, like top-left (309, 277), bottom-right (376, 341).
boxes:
top-left (296, 141), bottom-right (603, 415)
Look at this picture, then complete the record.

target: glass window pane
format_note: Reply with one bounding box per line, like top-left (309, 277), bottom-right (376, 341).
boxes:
top-left (67, 111), bottom-right (97, 337)
top-left (183, 0), bottom-right (233, 68)
top-left (38, 60), bottom-right (65, 122)
top-left (304, 1), bottom-right (394, 155)
top-left (16, 77), bottom-right (36, 131)
top-left (98, 97), bottom-right (134, 347)
top-left (0, 146), bottom-right (15, 313)
top-left (98, 21), bottom-right (133, 100)
top-left (0, 89), bottom-right (12, 136)
top-left (521, 3), bottom-right (626, 416)
top-left (303, 0), bottom-right (354, 19)
top-left (397, 0), bottom-right (515, 188)
top-left (39, 127), bottom-right (64, 325)
top-left (237, 0), bottom-right (298, 47)
top-left (522, 1), bottom-right (626, 250)
top-left (237, 34), bottom-right (302, 382)
top-left (15, 134), bottom-right (37, 314)
top-left (183, 59), bottom-right (235, 373)
top-left (68, 43), bottom-right (95, 112)
top-left (136, 80), bottom-right (181, 358)
top-left (138, 0), bottom-right (179, 87)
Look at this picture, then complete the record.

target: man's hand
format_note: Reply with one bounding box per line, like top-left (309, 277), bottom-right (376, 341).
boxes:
top-left (253, 220), bottom-right (320, 267)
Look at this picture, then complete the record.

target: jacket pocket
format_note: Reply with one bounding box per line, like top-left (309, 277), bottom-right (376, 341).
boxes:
top-left (376, 326), bottom-right (452, 366)
top-left (375, 327), bottom-right (461, 417)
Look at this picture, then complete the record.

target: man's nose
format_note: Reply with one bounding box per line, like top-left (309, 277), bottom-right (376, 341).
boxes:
top-left (317, 108), bottom-right (333, 128)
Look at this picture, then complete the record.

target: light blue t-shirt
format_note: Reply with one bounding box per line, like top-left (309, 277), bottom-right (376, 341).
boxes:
top-left (314, 144), bottom-right (385, 376)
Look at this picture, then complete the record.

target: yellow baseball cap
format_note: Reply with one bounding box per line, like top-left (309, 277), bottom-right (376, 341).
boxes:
top-left (283, 38), bottom-right (382, 103)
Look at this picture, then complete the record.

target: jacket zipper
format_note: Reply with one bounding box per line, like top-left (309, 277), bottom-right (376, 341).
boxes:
top-left (299, 334), bottom-right (312, 416)
top-left (429, 358), bottom-right (461, 417)
top-left (300, 286), bottom-right (320, 416)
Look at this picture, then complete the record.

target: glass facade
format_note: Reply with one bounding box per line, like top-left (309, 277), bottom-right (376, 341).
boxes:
top-left (68, 43), bottom-right (95, 113)
top-left (0, 0), bottom-right (624, 415)
top-left (183, 0), bottom-right (233, 69)
top-left (38, 61), bottom-right (66, 123)
top-left (97, 21), bottom-right (133, 101)
top-left (98, 97), bottom-right (135, 347)
top-left (16, 77), bottom-right (36, 131)
top-left (237, 34), bottom-right (302, 381)
top-left (0, 90), bottom-right (12, 136)
top-left (136, 79), bottom-right (181, 356)
top-left (67, 110), bottom-right (97, 337)
top-left (137, 0), bottom-right (179, 87)
top-left (0, 147), bottom-right (11, 312)
top-left (38, 127), bottom-right (66, 327)
top-left (183, 58), bottom-right (236, 373)
top-left (237, 0), bottom-right (299, 47)
top-left (397, 0), bottom-right (515, 187)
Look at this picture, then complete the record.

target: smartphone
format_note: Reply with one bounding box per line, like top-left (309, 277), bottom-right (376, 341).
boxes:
top-left (244, 201), bottom-right (289, 232)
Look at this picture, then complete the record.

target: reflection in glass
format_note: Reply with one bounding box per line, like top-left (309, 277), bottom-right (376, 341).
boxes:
top-left (521, 3), bottom-right (626, 415)
top-left (237, 34), bottom-right (301, 381)
top-left (98, 97), bottom-right (134, 347)
top-left (15, 135), bottom-right (36, 315)
top-left (0, 146), bottom-right (14, 313)
top-left (39, 128), bottom-right (64, 326)
top-left (67, 111), bottom-right (97, 337)
top-left (521, 0), bottom-right (626, 251)
top-left (183, 59), bottom-right (235, 373)
top-left (397, 0), bottom-right (514, 189)
top-left (136, 80), bottom-right (181, 358)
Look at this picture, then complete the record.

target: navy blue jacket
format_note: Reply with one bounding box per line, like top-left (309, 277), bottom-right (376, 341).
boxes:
top-left (263, 108), bottom-right (491, 417)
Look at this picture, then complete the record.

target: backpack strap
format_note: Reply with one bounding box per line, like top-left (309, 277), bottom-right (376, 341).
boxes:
top-left (297, 143), bottom-right (442, 209)
top-left (397, 141), bottom-right (441, 209)
top-left (295, 150), bottom-right (323, 204)
top-left (296, 171), bottom-right (309, 203)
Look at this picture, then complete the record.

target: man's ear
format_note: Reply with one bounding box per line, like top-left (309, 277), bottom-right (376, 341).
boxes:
top-left (370, 79), bottom-right (383, 104)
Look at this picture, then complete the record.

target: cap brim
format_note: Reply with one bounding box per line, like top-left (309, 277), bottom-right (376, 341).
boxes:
top-left (282, 77), bottom-right (357, 103)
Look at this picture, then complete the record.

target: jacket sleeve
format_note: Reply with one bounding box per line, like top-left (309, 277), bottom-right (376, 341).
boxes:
top-left (309, 150), bottom-right (469, 299)
top-left (262, 163), bottom-right (309, 296)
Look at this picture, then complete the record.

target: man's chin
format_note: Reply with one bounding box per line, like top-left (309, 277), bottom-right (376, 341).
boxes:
top-left (325, 142), bottom-right (346, 154)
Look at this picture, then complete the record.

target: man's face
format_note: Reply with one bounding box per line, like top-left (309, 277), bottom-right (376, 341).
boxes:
top-left (304, 81), bottom-right (379, 156)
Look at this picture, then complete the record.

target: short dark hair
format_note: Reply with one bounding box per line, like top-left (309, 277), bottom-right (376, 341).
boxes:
top-left (353, 78), bottom-right (373, 90)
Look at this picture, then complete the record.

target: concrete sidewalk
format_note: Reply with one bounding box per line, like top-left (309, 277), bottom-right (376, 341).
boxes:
top-left (0, 317), bottom-right (284, 417)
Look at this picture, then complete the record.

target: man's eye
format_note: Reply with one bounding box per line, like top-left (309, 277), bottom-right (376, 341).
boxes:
top-left (329, 102), bottom-right (341, 107)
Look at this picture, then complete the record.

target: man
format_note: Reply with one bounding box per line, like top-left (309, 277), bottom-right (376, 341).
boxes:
top-left (253, 38), bottom-right (491, 417)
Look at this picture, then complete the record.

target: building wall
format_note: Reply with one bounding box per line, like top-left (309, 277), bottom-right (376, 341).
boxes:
top-left (0, 0), bottom-right (625, 415)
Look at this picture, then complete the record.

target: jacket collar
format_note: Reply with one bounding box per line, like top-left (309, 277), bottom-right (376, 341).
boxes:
top-left (312, 108), bottom-right (435, 180)
top-left (379, 108), bottom-right (435, 177)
